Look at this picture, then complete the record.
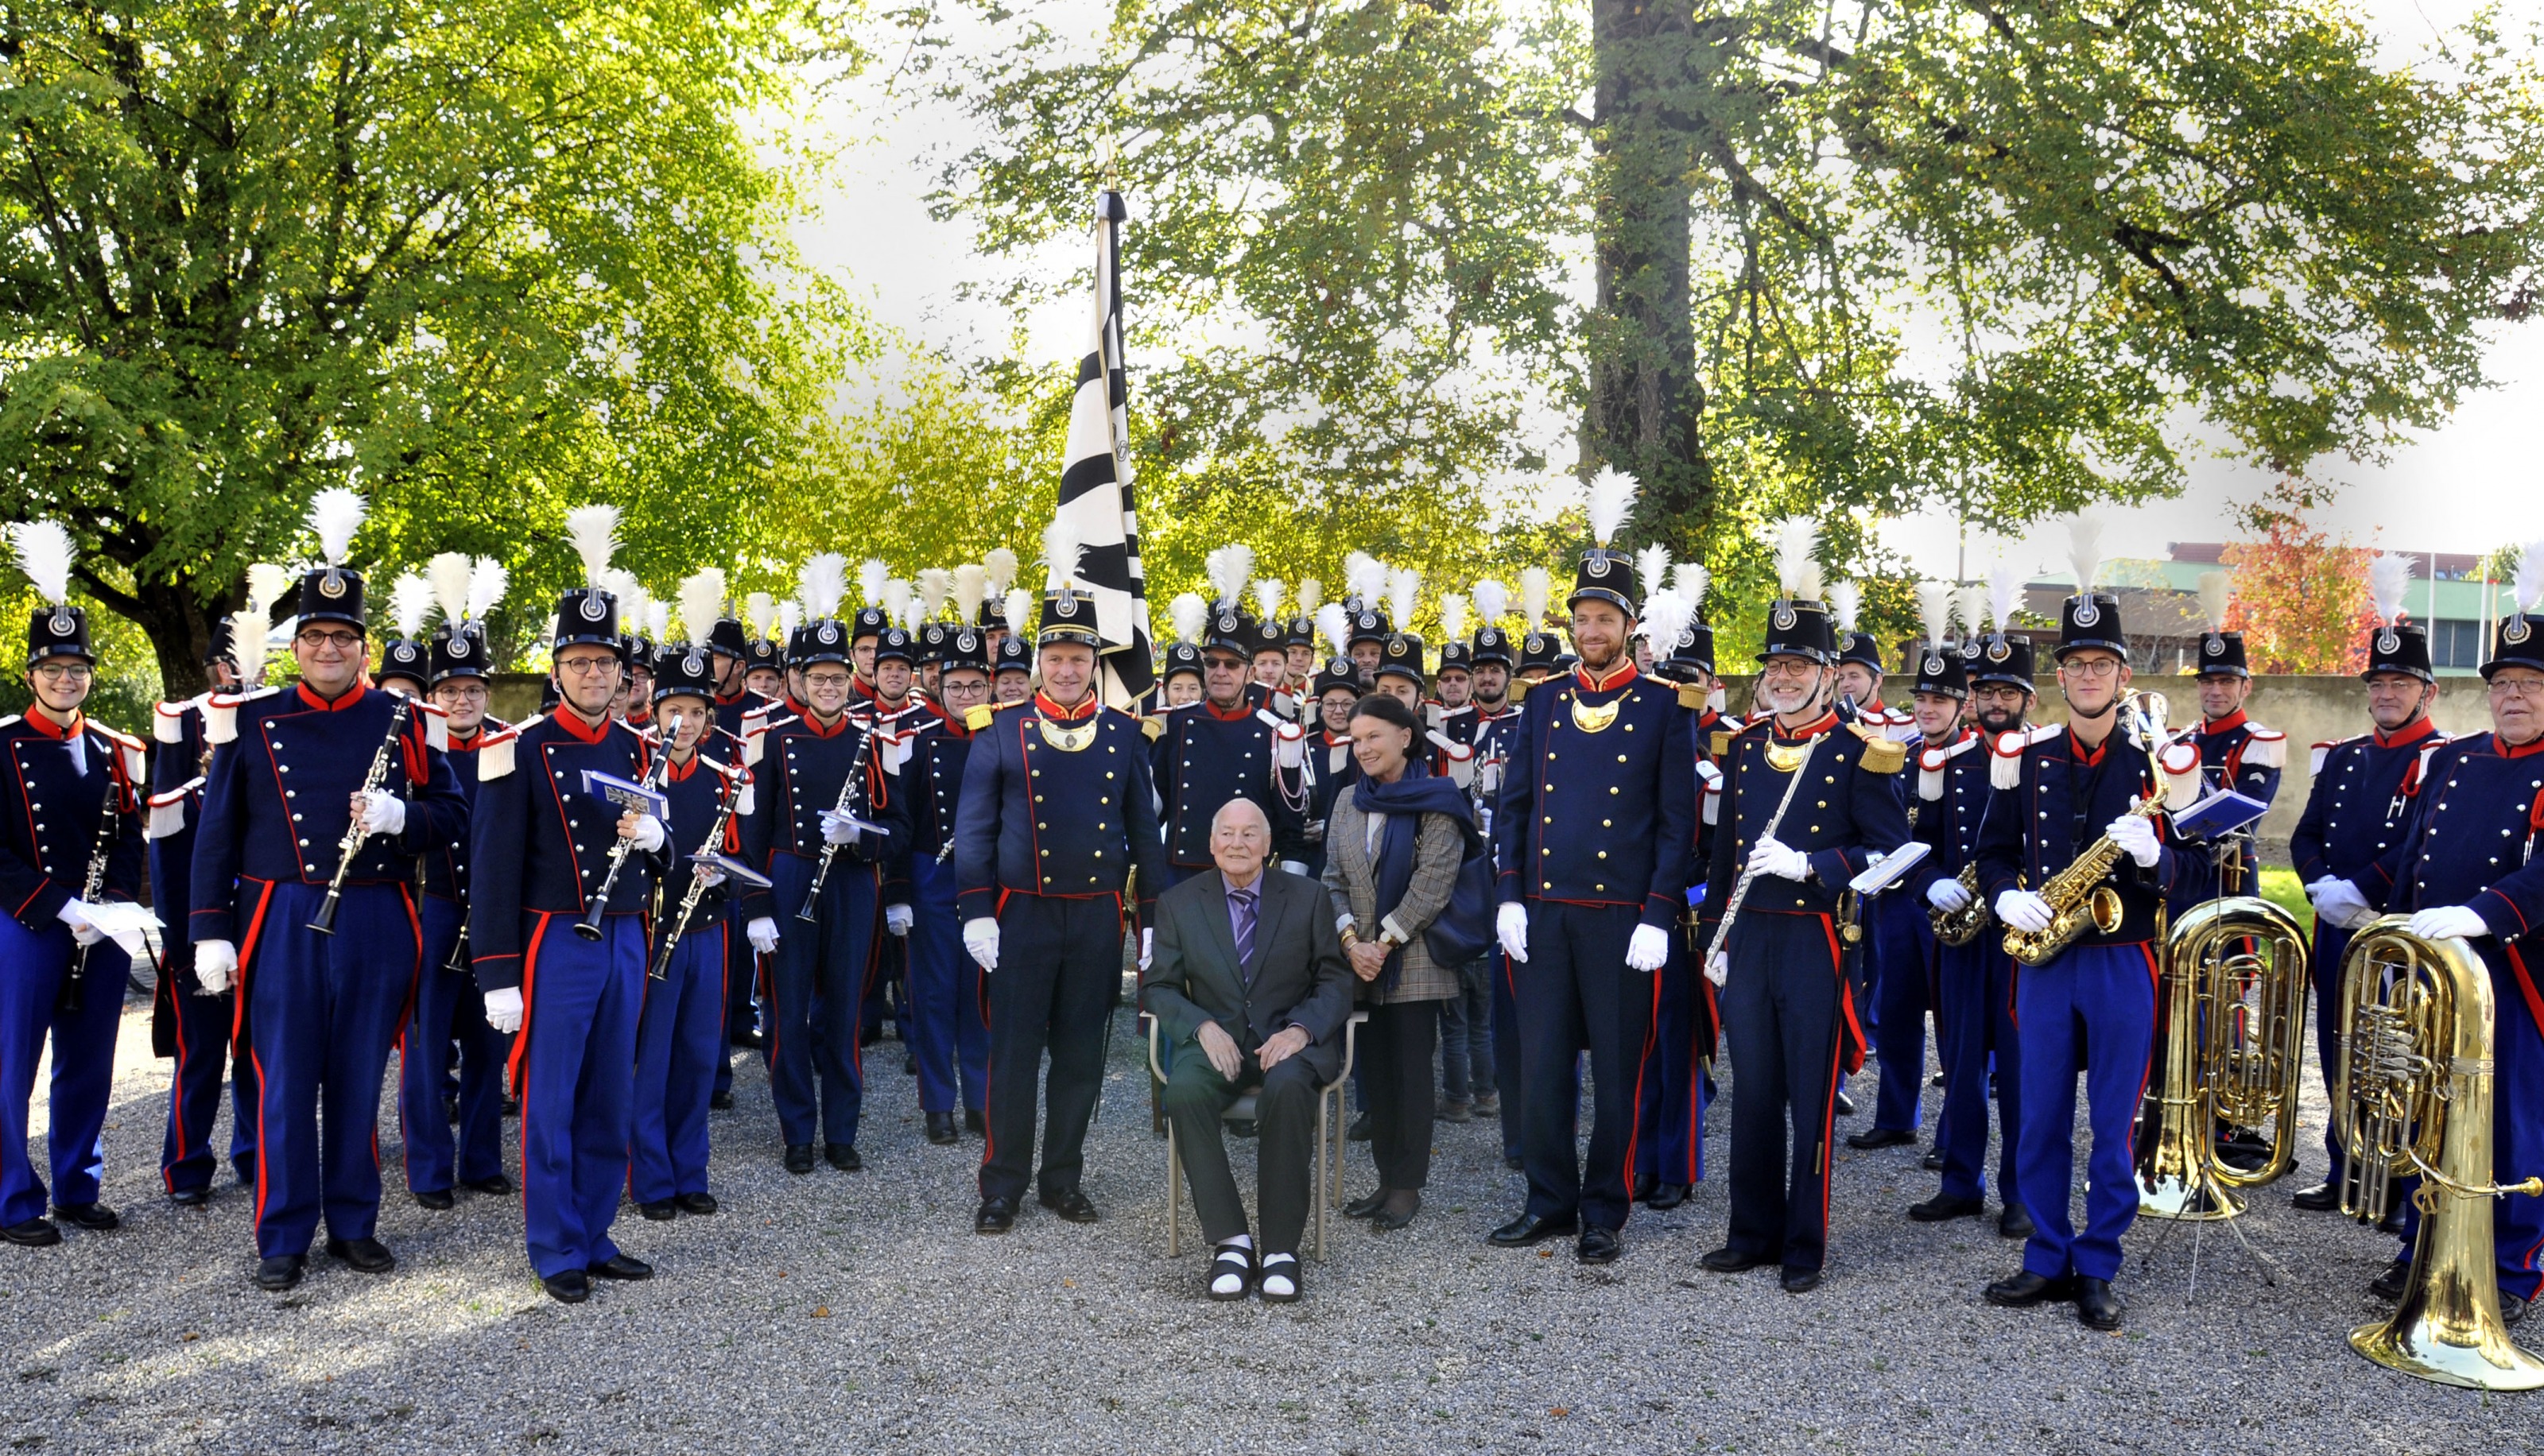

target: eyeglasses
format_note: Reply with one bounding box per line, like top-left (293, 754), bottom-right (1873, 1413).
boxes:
top-left (2491, 678), bottom-right (2544, 700)
top-left (804, 672), bottom-right (854, 689)
top-left (2061, 658), bottom-right (2123, 680)
top-left (1759, 660), bottom-right (1819, 680)
top-left (31, 662), bottom-right (92, 683)
top-left (297, 630), bottom-right (363, 650)
top-left (554, 656), bottom-right (619, 676)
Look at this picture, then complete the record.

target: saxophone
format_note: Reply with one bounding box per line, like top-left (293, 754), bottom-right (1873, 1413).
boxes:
top-left (1929, 864), bottom-right (1988, 947)
top-left (2001, 693), bottom-right (2171, 968)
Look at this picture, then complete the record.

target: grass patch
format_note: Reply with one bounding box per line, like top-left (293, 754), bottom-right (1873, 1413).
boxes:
top-left (2256, 865), bottom-right (2314, 936)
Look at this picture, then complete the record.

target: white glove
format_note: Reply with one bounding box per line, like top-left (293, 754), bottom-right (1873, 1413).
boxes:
top-left (1996, 889), bottom-right (2054, 934)
top-left (56, 898), bottom-right (105, 948)
top-left (2105, 813), bottom-right (2160, 869)
top-left (2309, 877), bottom-right (2376, 931)
top-left (1704, 949), bottom-right (1730, 986)
top-left (1138, 926), bottom-right (1154, 971)
top-left (2408, 904), bottom-right (2491, 942)
top-left (483, 986), bottom-right (524, 1035)
top-left (1750, 836), bottom-right (1810, 881)
top-left (1624, 924), bottom-right (1670, 972)
top-left (1496, 902), bottom-right (1530, 963)
top-left (747, 916), bottom-right (781, 955)
top-left (885, 903), bottom-right (913, 937)
top-left (1926, 877), bottom-right (1973, 913)
top-left (193, 939), bottom-right (238, 995)
top-left (964, 916), bottom-right (1000, 973)
top-left (819, 809), bottom-right (859, 846)
top-left (357, 788), bottom-right (407, 836)
top-left (627, 813), bottom-right (666, 853)
top-left (696, 865), bottom-right (727, 888)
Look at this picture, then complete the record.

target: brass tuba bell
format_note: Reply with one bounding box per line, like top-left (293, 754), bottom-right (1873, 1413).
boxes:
top-left (2334, 917), bottom-right (2544, 1389)
top-left (2135, 895), bottom-right (2311, 1219)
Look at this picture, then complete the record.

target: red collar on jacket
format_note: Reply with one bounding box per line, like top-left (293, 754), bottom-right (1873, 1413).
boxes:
top-left (1574, 659), bottom-right (1638, 694)
top-left (1036, 691), bottom-right (1098, 723)
top-left (2501, 732), bottom-right (2544, 761)
top-left (2375, 717), bottom-right (2440, 751)
top-left (1923, 726), bottom-right (1976, 753)
top-left (1770, 709), bottom-right (1838, 744)
top-left (551, 705), bottom-right (614, 745)
top-left (715, 685), bottom-right (752, 708)
top-left (2068, 726), bottom-right (2114, 767)
top-left (664, 750), bottom-right (704, 783)
top-left (20, 707), bottom-right (83, 741)
top-left (796, 708), bottom-right (851, 739)
top-left (1201, 695), bottom-right (1253, 722)
top-left (2199, 708), bottom-right (2248, 737)
top-left (296, 683), bottom-right (366, 714)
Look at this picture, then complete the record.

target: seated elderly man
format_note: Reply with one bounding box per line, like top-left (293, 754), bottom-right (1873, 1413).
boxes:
top-left (1142, 799), bottom-right (1353, 1303)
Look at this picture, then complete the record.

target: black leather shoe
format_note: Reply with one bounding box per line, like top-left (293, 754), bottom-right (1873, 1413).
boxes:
top-left (589, 1253), bottom-right (653, 1280)
top-left (1631, 1173), bottom-right (1657, 1203)
top-left (1999, 1204), bottom-right (2037, 1241)
top-left (1344, 1191), bottom-right (1386, 1219)
top-left (709, 1090), bottom-right (735, 1111)
top-left (925, 1111), bottom-right (960, 1145)
top-left (824, 1143), bottom-right (863, 1171)
top-left (256, 1253), bottom-right (305, 1291)
top-left (2291, 1181), bottom-right (2341, 1212)
top-left (169, 1186), bottom-right (209, 1208)
top-left (1909, 1194), bottom-right (1986, 1223)
top-left (2075, 1277), bottom-right (2125, 1330)
top-left (2378, 1203), bottom-right (2409, 1238)
top-left (52, 1202), bottom-right (117, 1231)
top-left (1372, 1195), bottom-right (1421, 1232)
top-left (1039, 1189), bottom-right (1099, 1224)
top-left (543, 1269), bottom-right (590, 1303)
top-left (1922, 1146), bottom-right (1945, 1171)
top-left (1488, 1214), bottom-right (1577, 1248)
top-left (783, 1144), bottom-right (817, 1175)
top-left (414, 1188), bottom-right (456, 1210)
top-left (964, 1107), bottom-right (986, 1134)
top-left (1576, 1226), bottom-right (1622, 1264)
top-left (1984, 1270), bottom-right (2075, 1307)
top-left (2503, 1291), bottom-right (2530, 1326)
top-left (1847, 1126), bottom-right (1916, 1150)
top-left (234, 1154), bottom-right (258, 1187)
top-left (463, 1174), bottom-right (514, 1196)
top-left (2, 1217), bottom-right (61, 1248)
top-left (2368, 1259), bottom-right (2412, 1300)
top-left (676, 1192), bottom-right (717, 1216)
top-left (638, 1199), bottom-right (677, 1222)
top-left (1700, 1245), bottom-right (1774, 1273)
top-left (1832, 1090), bottom-right (1856, 1117)
top-left (1646, 1183), bottom-right (1689, 1211)
top-left (326, 1237), bottom-right (395, 1273)
top-left (1781, 1266), bottom-right (1822, 1295)
top-left (975, 1197), bottom-right (1018, 1234)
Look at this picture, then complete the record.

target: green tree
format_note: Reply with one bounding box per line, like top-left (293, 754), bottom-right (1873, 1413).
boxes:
top-left (0, 0), bottom-right (870, 696)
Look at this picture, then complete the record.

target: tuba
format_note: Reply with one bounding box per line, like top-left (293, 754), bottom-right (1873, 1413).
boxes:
top-left (2333, 917), bottom-right (2544, 1389)
top-left (2134, 895), bottom-right (2310, 1218)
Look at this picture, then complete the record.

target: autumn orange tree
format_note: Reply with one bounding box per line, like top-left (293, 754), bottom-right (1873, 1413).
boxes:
top-left (2220, 483), bottom-right (2373, 674)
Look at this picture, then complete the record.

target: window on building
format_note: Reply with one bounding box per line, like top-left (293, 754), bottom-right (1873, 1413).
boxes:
top-left (2430, 618), bottom-right (2484, 670)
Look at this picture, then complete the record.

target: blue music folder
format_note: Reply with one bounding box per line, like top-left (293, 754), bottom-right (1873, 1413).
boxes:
top-left (694, 850), bottom-right (772, 890)
top-left (580, 769), bottom-right (668, 824)
top-left (1848, 840), bottom-right (1930, 896)
top-left (2171, 788), bottom-right (2268, 840)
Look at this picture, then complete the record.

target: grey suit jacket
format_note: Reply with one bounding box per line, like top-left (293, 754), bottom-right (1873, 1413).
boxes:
top-left (1141, 865), bottom-right (1354, 1084)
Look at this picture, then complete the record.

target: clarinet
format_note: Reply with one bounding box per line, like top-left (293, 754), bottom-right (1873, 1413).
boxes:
top-left (650, 761), bottom-right (747, 979)
top-left (577, 711), bottom-right (683, 942)
top-left (797, 722), bottom-right (875, 922)
top-left (59, 764), bottom-right (122, 1016)
top-left (308, 698), bottom-right (412, 934)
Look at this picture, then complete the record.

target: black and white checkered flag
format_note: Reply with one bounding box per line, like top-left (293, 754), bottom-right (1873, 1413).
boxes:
top-left (1053, 188), bottom-right (1154, 710)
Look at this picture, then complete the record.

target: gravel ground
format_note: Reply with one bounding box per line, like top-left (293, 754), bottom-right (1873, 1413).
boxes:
top-left (3, 978), bottom-right (2535, 1455)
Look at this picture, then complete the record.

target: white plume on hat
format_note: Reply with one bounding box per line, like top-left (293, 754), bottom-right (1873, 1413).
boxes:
top-left (1954, 584), bottom-right (1989, 641)
top-left (1169, 592), bottom-right (1208, 645)
top-left (388, 572), bottom-right (432, 641)
top-left (7, 521), bottom-right (73, 606)
top-left (745, 592), bottom-right (775, 638)
top-left (1584, 466), bottom-right (1639, 548)
top-left (616, 579), bottom-right (653, 640)
top-left (953, 563), bottom-right (987, 625)
top-left (1386, 565), bottom-right (1421, 633)
top-left (1439, 594), bottom-right (1469, 647)
top-left (646, 601), bottom-right (672, 644)
top-left (983, 548), bottom-right (1019, 597)
top-left (1637, 589), bottom-right (1692, 652)
top-left (1771, 517), bottom-right (1821, 601)
top-left (1828, 581), bottom-right (1862, 635)
top-left (778, 600), bottom-right (801, 642)
top-left (882, 578), bottom-right (912, 627)
top-left (917, 567), bottom-right (951, 622)
top-left (1635, 544), bottom-right (1670, 599)
top-left (428, 552), bottom-right (472, 626)
top-left (2517, 539), bottom-right (2544, 614)
top-left (308, 489), bottom-right (367, 567)
top-left (1317, 602), bottom-right (1349, 659)
top-left (1917, 582), bottom-right (1952, 649)
top-left (2368, 552), bottom-right (2415, 625)
top-left (1472, 578), bottom-right (1509, 627)
top-left (1988, 564), bottom-right (2023, 633)
top-left (677, 569), bottom-right (725, 646)
top-left (859, 557), bottom-right (890, 606)
top-left (1001, 589), bottom-right (1035, 640)
top-left (1519, 567), bottom-right (1550, 628)
top-left (1672, 563), bottom-right (1710, 611)
top-left (2197, 570), bottom-right (2232, 633)
top-left (563, 505), bottom-right (619, 587)
top-left (2065, 512), bottom-right (2104, 595)
top-left (1253, 579), bottom-right (1285, 625)
top-left (1294, 578), bottom-right (1323, 618)
top-left (1041, 518), bottom-right (1082, 591)
top-left (466, 557), bottom-right (507, 626)
top-left (799, 552), bottom-right (847, 622)
top-left (1206, 544), bottom-right (1255, 610)
top-left (1344, 552), bottom-right (1386, 608)
top-left (233, 562), bottom-right (293, 687)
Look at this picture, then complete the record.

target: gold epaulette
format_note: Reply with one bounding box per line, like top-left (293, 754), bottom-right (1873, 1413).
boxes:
top-left (1140, 716), bottom-right (1164, 741)
top-left (1709, 730), bottom-right (1733, 757)
top-left (1509, 678), bottom-right (1530, 703)
top-left (1675, 683), bottom-right (1708, 711)
top-left (1849, 723), bottom-right (1906, 774)
top-left (965, 705), bottom-right (995, 731)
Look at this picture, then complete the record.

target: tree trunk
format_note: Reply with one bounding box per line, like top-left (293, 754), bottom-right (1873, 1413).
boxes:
top-left (76, 556), bottom-right (234, 703)
top-left (1583, 0), bottom-right (1709, 564)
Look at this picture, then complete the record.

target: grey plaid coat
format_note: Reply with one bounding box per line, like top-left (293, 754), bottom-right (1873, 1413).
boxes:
top-left (1319, 782), bottom-right (1465, 1005)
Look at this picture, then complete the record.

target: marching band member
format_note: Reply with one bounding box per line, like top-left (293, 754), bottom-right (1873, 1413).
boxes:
top-left (1151, 564), bottom-right (1306, 889)
top-left (2174, 572), bottom-right (2286, 912)
top-left (904, 626), bottom-right (996, 1144)
top-left (1, 524), bottom-right (146, 1248)
top-left (991, 590), bottom-right (1037, 704)
top-left (1457, 591), bottom-right (1529, 1167)
top-left (861, 625), bottom-right (931, 1051)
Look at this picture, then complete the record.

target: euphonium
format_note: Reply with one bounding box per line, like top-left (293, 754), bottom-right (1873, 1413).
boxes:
top-left (2333, 916), bottom-right (2544, 1390)
top-left (2133, 895), bottom-right (2310, 1219)
top-left (2002, 692), bottom-right (2170, 968)
top-left (1929, 864), bottom-right (1988, 947)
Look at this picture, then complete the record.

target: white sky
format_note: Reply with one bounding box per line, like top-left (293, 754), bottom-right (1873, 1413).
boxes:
top-left (788, 0), bottom-right (2544, 582)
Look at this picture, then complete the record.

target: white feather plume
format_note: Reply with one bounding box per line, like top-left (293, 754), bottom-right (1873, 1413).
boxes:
top-left (427, 552), bottom-right (472, 625)
top-left (1954, 584), bottom-right (1989, 641)
top-left (1295, 578), bottom-right (1323, 617)
top-left (1635, 544), bottom-right (1670, 600)
top-left (1520, 567), bottom-right (1550, 628)
top-left (983, 548), bottom-right (1019, 597)
top-left (226, 610), bottom-right (267, 687)
top-left (562, 505), bottom-right (619, 587)
top-left (1206, 544), bottom-right (1255, 610)
top-left (646, 601), bottom-right (671, 643)
top-left (859, 557), bottom-right (889, 606)
top-left (953, 564), bottom-right (987, 625)
top-left (1917, 581), bottom-right (1953, 649)
top-left (1637, 589), bottom-right (1693, 652)
top-left (778, 600), bottom-right (801, 641)
top-left (1472, 578), bottom-right (1509, 627)
top-left (882, 578), bottom-right (912, 627)
top-left (745, 592), bottom-right (775, 638)
top-left (2517, 539), bottom-right (2544, 614)
top-left (798, 552), bottom-right (847, 622)
top-left (466, 556), bottom-right (508, 625)
top-left (246, 563), bottom-right (293, 625)
top-left (388, 572), bottom-right (432, 641)
top-left (1386, 565), bottom-right (1420, 631)
top-left (1828, 581), bottom-right (1862, 634)
top-left (917, 567), bottom-right (951, 622)
top-left (1344, 552), bottom-right (1386, 608)
top-left (1439, 594), bottom-right (1469, 647)
top-left (7, 521), bottom-right (73, 604)
top-left (1253, 579), bottom-right (1285, 625)
top-left (1317, 602), bottom-right (1349, 659)
top-left (1041, 518), bottom-right (1082, 590)
top-left (1988, 565), bottom-right (2023, 633)
top-left (1772, 517), bottom-right (1820, 599)
top-left (2197, 570), bottom-right (2232, 633)
top-left (308, 488), bottom-right (366, 567)
top-left (2065, 512), bottom-right (2104, 595)
top-left (1584, 465), bottom-right (1638, 548)
top-left (1672, 563), bottom-right (1710, 610)
top-left (1170, 592), bottom-right (1208, 644)
top-left (1001, 589), bottom-right (1036, 641)
top-left (2369, 552), bottom-right (2415, 625)
top-left (616, 580), bottom-right (652, 641)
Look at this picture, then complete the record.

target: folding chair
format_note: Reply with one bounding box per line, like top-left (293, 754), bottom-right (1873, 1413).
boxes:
top-left (1142, 1009), bottom-right (1367, 1261)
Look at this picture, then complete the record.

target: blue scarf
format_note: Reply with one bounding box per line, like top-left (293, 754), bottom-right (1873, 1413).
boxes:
top-left (1352, 761), bottom-right (1479, 989)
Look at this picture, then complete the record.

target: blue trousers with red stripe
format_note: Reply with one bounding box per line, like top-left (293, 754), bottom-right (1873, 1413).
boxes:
top-left (1867, 893), bottom-right (1933, 1135)
top-left (398, 893), bottom-right (510, 1194)
top-left (2013, 940), bottom-right (2158, 1284)
top-left (153, 828), bottom-right (256, 1195)
top-left (762, 854), bottom-right (881, 1151)
top-left (716, 898), bottom-right (754, 1098)
top-left (0, 913), bottom-right (127, 1225)
top-left (631, 920), bottom-right (727, 1204)
top-left (906, 858), bottom-right (987, 1116)
top-left (2390, 943), bottom-right (2544, 1299)
top-left (2308, 920), bottom-right (2358, 1183)
top-left (238, 880), bottom-right (417, 1258)
top-left (979, 893), bottom-right (1122, 1204)
top-left (1633, 936), bottom-right (1712, 1187)
top-left (1720, 910), bottom-right (1854, 1272)
top-left (515, 912), bottom-right (644, 1280)
top-left (1515, 900), bottom-right (1654, 1233)
top-left (1935, 939), bottom-right (2024, 1207)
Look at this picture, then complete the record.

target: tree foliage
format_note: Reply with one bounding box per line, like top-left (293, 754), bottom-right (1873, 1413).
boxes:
top-left (2222, 487), bottom-right (2373, 674)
